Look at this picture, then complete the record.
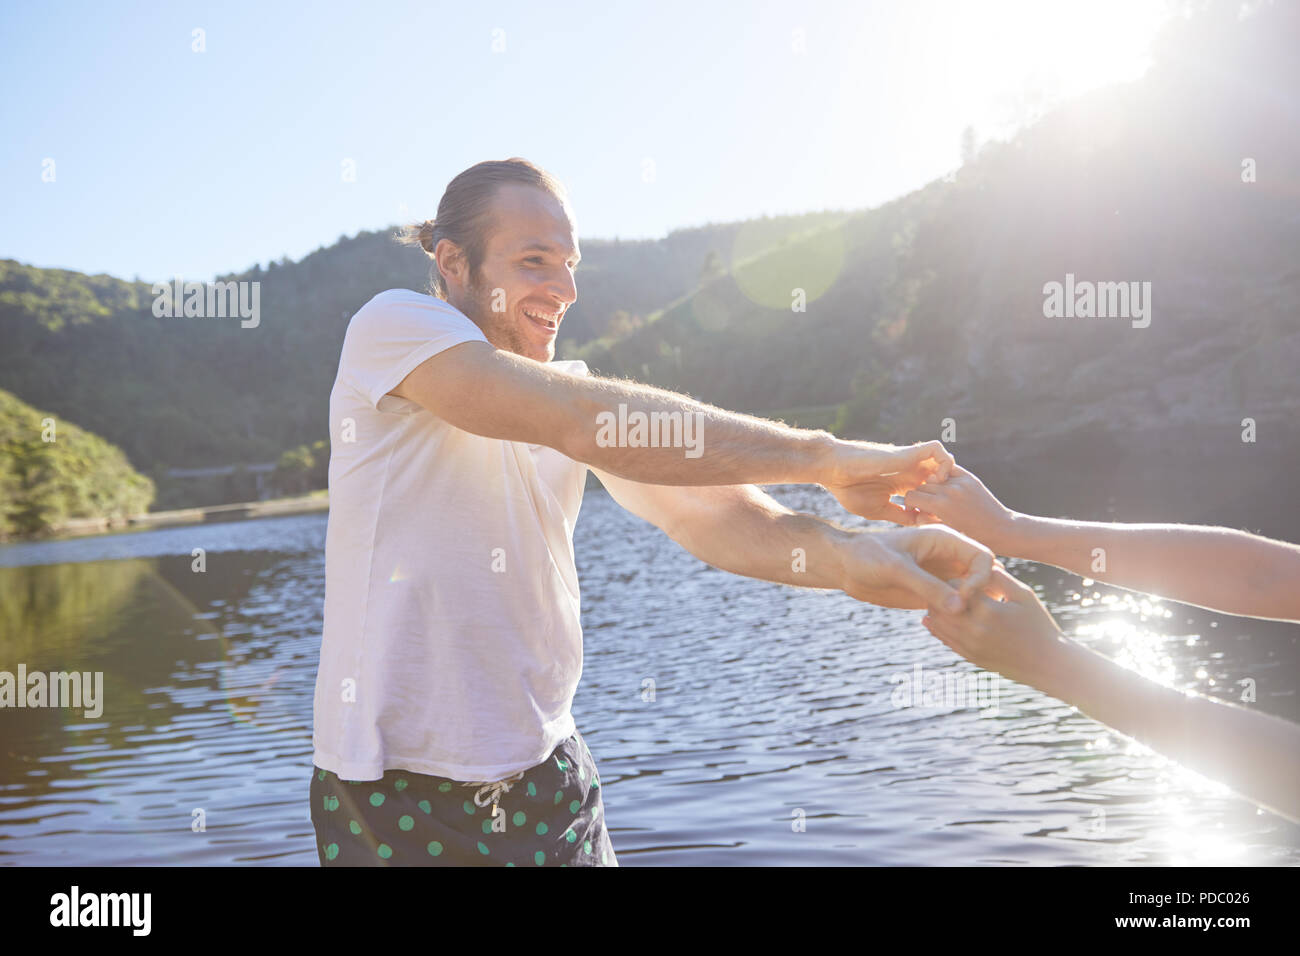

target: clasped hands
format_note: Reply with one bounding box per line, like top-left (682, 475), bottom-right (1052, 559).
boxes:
top-left (822, 439), bottom-right (1061, 687)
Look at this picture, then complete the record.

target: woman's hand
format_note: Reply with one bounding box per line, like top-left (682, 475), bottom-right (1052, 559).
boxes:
top-left (921, 564), bottom-right (1069, 690)
top-left (902, 464), bottom-right (1020, 554)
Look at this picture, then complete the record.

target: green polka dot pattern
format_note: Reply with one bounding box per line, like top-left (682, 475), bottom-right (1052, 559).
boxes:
top-left (309, 728), bottom-right (614, 867)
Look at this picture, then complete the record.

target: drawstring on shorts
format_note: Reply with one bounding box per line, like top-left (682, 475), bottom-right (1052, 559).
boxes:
top-left (462, 770), bottom-right (526, 817)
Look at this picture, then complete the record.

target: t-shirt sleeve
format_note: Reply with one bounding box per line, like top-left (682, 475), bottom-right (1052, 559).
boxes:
top-left (340, 291), bottom-right (490, 411)
top-left (550, 358), bottom-right (590, 378)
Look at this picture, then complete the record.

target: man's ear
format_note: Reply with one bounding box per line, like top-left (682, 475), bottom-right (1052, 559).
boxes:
top-left (433, 238), bottom-right (467, 289)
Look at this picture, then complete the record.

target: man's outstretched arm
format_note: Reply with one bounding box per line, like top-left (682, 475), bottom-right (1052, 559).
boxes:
top-left (391, 341), bottom-right (951, 524)
top-left (591, 468), bottom-right (993, 611)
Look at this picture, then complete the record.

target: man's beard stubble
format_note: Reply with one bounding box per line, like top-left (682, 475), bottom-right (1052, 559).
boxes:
top-left (463, 268), bottom-right (544, 361)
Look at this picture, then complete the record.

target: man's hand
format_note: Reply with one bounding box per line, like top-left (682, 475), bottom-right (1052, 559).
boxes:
top-left (823, 440), bottom-right (954, 525)
top-left (902, 463), bottom-right (1019, 552)
top-left (838, 525), bottom-right (994, 612)
top-left (921, 565), bottom-right (1067, 688)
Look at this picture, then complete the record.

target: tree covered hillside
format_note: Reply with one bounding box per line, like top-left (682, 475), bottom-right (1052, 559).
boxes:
top-left (0, 388), bottom-right (154, 537)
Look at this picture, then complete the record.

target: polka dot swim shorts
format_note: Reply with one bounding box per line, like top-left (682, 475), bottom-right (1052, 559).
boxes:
top-left (309, 729), bottom-right (617, 866)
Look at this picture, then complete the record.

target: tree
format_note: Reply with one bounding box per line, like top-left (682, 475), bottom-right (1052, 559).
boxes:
top-left (700, 250), bottom-right (724, 283)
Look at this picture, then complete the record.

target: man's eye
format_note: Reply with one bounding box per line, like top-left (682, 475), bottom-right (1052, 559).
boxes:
top-left (525, 256), bottom-right (544, 265)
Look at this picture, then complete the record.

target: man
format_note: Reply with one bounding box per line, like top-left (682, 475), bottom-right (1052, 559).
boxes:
top-left (309, 157), bottom-right (993, 866)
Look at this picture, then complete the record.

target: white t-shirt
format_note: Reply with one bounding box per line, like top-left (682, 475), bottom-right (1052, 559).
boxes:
top-left (312, 288), bottom-right (591, 782)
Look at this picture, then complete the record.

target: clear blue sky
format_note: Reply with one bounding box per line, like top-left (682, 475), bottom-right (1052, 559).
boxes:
top-left (1, 0), bottom-right (1170, 283)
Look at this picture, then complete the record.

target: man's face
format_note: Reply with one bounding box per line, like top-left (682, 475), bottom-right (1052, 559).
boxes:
top-left (449, 183), bottom-right (580, 363)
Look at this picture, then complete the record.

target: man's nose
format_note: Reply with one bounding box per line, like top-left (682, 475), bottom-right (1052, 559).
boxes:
top-left (546, 264), bottom-right (577, 306)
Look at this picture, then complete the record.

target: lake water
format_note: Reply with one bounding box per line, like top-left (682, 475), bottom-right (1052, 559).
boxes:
top-left (1, 484), bottom-right (1297, 865)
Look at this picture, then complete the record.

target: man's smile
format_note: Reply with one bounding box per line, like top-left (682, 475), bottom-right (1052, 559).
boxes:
top-left (522, 305), bottom-right (562, 335)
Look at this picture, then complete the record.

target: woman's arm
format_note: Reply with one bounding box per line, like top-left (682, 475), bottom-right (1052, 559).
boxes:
top-left (903, 465), bottom-right (1300, 622)
top-left (923, 566), bottom-right (1300, 824)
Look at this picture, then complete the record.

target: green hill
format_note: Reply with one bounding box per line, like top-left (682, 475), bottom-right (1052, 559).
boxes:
top-left (0, 209), bottom-right (839, 481)
top-left (0, 1), bottom-right (1294, 509)
top-left (581, 1), bottom-right (1300, 444)
top-left (0, 388), bottom-right (154, 537)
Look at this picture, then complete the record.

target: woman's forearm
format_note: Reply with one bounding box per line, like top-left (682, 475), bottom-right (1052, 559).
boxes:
top-left (905, 466), bottom-right (1300, 621)
top-left (1041, 638), bottom-right (1300, 823)
top-left (923, 559), bottom-right (1300, 825)
top-left (1006, 516), bottom-right (1300, 622)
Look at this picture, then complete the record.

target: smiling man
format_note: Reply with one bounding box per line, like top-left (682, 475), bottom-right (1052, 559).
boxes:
top-left (308, 157), bottom-right (993, 867)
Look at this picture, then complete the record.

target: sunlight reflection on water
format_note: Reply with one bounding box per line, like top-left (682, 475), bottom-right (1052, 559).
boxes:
top-left (0, 490), bottom-right (1297, 866)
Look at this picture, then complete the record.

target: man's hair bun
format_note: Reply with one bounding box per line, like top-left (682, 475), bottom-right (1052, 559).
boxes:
top-left (397, 218), bottom-right (438, 257)
top-left (417, 219), bottom-right (436, 254)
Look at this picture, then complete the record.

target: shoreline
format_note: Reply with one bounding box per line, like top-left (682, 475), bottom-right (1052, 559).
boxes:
top-left (3, 492), bottom-right (330, 543)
